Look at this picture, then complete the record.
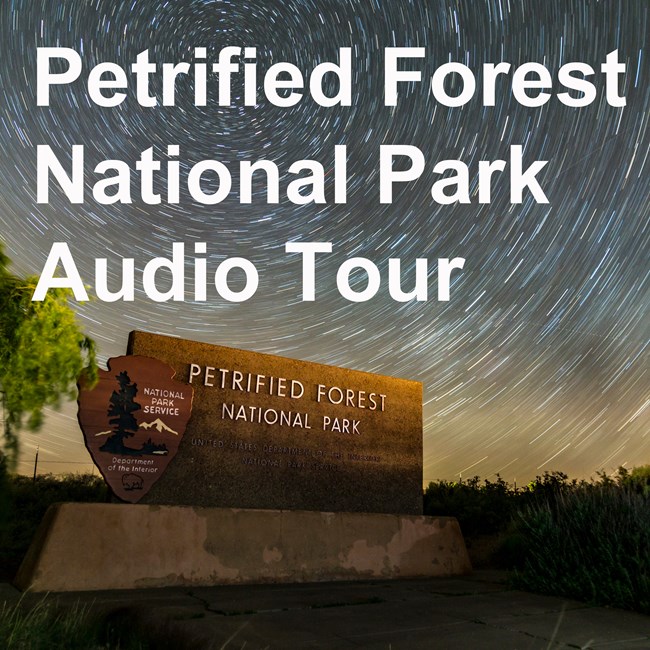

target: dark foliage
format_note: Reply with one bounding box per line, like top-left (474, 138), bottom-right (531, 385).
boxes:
top-left (423, 473), bottom-right (516, 537)
top-left (0, 469), bottom-right (108, 579)
top-left (0, 598), bottom-right (147, 649)
top-left (512, 483), bottom-right (650, 614)
top-left (423, 469), bottom-right (621, 536)
top-left (423, 467), bottom-right (650, 614)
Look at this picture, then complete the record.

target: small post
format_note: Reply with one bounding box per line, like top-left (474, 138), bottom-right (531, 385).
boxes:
top-left (33, 446), bottom-right (39, 481)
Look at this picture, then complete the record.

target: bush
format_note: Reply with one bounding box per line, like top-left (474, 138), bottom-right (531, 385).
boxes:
top-left (424, 467), bottom-right (650, 613)
top-left (423, 470), bottom-right (584, 538)
top-left (423, 474), bottom-right (517, 537)
top-left (617, 465), bottom-right (650, 496)
top-left (0, 472), bottom-right (108, 580)
top-left (512, 483), bottom-right (650, 614)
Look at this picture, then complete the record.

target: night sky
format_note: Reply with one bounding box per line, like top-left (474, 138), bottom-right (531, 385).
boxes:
top-left (1, 0), bottom-right (648, 482)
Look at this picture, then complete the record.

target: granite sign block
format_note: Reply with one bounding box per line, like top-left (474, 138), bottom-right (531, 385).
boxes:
top-left (128, 331), bottom-right (423, 514)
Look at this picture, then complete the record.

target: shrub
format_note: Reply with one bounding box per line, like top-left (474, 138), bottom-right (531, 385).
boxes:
top-left (616, 464), bottom-right (650, 496)
top-left (424, 467), bottom-right (650, 613)
top-left (423, 474), bottom-right (517, 537)
top-left (0, 472), bottom-right (108, 579)
top-left (512, 483), bottom-right (650, 614)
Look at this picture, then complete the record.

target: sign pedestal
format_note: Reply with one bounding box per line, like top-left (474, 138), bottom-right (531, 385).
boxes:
top-left (15, 503), bottom-right (471, 592)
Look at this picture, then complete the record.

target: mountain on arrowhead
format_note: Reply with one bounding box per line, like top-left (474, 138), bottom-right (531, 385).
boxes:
top-left (139, 418), bottom-right (179, 435)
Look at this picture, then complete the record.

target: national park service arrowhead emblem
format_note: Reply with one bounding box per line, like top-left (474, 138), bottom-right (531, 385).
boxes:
top-left (78, 355), bottom-right (194, 503)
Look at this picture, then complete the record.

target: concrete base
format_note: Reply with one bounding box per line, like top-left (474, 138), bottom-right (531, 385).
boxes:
top-left (15, 503), bottom-right (471, 592)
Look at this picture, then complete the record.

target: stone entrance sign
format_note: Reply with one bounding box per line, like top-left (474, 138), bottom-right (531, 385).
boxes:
top-left (19, 332), bottom-right (469, 595)
top-left (128, 331), bottom-right (423, 515)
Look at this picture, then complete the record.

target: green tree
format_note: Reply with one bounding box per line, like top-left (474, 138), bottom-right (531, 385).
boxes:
top-left (0, 243), bottom-right (97, 464)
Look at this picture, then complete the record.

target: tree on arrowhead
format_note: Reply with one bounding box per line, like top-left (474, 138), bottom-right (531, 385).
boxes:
top-left (100, 371), bottom-right (141, 454)
top-left (0, 243), bottom-right (97, 466)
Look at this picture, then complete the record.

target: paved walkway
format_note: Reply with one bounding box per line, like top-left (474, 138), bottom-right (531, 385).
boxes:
top-left (2, 571), bottom-right (649, 649)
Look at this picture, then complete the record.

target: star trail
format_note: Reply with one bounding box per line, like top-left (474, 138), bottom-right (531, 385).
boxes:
top-left (1, 0), bottom-right (648, 482)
